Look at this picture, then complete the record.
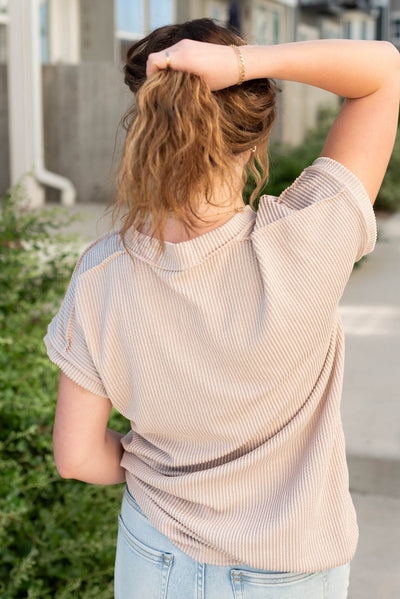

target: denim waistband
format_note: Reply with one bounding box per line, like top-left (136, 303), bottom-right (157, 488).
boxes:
top-left (124, 484), bottom-right (147, 518)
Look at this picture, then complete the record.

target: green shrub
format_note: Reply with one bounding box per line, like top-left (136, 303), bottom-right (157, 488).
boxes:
top-left (0, 179), bottom-right (126, 598)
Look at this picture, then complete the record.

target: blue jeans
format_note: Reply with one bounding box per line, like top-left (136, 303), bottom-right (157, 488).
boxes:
top-left (114, 485), bottom-right (351, 598)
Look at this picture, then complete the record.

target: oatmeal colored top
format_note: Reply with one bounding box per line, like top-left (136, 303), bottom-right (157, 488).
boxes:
top-left (44, 157), bottom-right (377, 572)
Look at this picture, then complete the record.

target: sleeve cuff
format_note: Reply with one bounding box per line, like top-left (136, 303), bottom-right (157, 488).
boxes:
top-left (45, 337), bottom-right (108, 398)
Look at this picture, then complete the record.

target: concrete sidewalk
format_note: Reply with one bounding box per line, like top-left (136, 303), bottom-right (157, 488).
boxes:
top-left (338, 211), bottom-right (400, 598)
top-left (47, 202), bottom-right (400, 599)
top-left (340, 212), bottom-right (400, 496)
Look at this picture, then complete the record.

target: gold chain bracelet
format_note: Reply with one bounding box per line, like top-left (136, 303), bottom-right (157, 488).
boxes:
top-left (230, 45), bottom-right (246, 85)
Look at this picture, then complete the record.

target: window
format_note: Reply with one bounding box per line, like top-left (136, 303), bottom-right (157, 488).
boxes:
top-left (392, 18), bottom-right (400, 42)
top-left (39, 0), bottom-right (49, 64)
top-left (296, 23), bottom-right (318, 42)
top-left (150, 0), bottom-right (174, 31)
top-left (0, 24), bottom-right (6, 63)
top-left (255, 4), bottom-right (268, 45)
top-left (117, 0), bottom-right (175, 61)
top-left (208, 0), bottom-right (229, 24)
top-left (254, 4), bottom-right (282, 46)
top-left (0, 0), bottom-right (7, 63)
top-left (117, 0), bottom-right (175, 38)
top-left (117, 0), bottom-right (145, 39)
top-left (343, 21), bottom-right (351, 39)
top-left (272, 9), bottom-right (280, 44)
top-left (361, 20), bottom-right (367, 40)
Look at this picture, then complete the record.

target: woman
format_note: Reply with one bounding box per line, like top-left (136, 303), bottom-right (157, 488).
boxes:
top-left (44, 18), bottom-right (400, 599)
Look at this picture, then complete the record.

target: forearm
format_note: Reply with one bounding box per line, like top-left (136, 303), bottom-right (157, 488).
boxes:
top-left (57, 428), bottom-right (126, 485)
top-left (243, 40), bottom-right (400, 99)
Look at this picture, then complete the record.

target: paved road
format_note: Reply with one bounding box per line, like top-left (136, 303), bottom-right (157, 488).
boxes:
top-left (47, 203), bottom-right (400, 598)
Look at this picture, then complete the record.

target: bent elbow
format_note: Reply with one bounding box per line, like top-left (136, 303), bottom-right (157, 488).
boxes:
top-left (53, 449), bottom-right (79, 479)
top-left (383, 42), bottom-right (400, 73)
top-left (376, 42), bottom-right (400, 98)
top-left (54, 459), bottom-right (74, 480)
top-left (52, 441), bottom-right (88, 480)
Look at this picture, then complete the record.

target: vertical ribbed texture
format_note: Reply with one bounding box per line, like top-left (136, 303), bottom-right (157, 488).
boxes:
top-left (44, 157), bottom-right (377, 572)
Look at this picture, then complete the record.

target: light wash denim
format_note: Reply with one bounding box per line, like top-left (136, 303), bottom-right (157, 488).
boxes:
top-left (114, 485), bottom-right (351, 598)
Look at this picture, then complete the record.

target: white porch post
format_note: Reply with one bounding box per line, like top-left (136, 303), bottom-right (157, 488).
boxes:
top-left (7, 0), bottom-right (76, 207)
top-left (7, 0), bottom-right (44, 207)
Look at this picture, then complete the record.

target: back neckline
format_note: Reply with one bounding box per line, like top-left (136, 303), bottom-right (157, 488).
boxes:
top-left (124, 205), bottom-right (256, 271)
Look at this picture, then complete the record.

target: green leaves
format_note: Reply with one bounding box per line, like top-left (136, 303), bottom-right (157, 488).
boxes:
top-left (0, 180), bottom-right (124, 597)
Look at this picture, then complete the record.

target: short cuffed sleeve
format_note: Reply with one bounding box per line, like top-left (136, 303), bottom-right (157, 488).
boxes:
top-left (254, 156), bottom-right (377, 263)
top-left (44, 245), bottom-right (110, 398)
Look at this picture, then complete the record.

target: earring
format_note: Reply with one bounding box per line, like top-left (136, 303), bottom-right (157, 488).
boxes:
top-left (250, 146), bottom-right (257, 153)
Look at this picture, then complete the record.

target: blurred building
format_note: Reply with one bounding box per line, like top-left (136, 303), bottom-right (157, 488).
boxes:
top-left (0, 0), bottom-right (395, 205)
top-left (299, 0), bottom-right (376, 41)
top-left (391, 0), bottom-right (400, 49)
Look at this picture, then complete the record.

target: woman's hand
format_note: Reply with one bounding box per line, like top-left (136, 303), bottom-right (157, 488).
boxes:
top-left (146, 39), bottom-right (245, 91)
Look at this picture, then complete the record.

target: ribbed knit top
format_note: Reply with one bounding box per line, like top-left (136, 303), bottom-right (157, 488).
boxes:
top-left (44, 157), bottom-right (377, 572)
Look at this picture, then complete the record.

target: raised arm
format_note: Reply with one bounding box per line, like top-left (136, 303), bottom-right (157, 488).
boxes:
top-left (248, 40), bottom-right (400, 204)
top-left (147, 39), bottom-right (400, 204)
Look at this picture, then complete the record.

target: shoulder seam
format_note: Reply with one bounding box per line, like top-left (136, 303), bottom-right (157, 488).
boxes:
top-left (77, 250), bottom-right (127, 280)
top-left (71, 230), bottom-right (122, 278)
top-left (252, 189), bottom-right (348, 236)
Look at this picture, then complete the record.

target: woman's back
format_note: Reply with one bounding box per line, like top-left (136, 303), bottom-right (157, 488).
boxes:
top-left (44, 17), bottom-right (400, 598)
top-left (45, 155), bottom-right (376, 571)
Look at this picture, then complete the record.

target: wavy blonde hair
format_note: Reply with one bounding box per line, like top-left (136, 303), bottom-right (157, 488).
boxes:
top-left (110, 19), bottom-right (279, 257)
